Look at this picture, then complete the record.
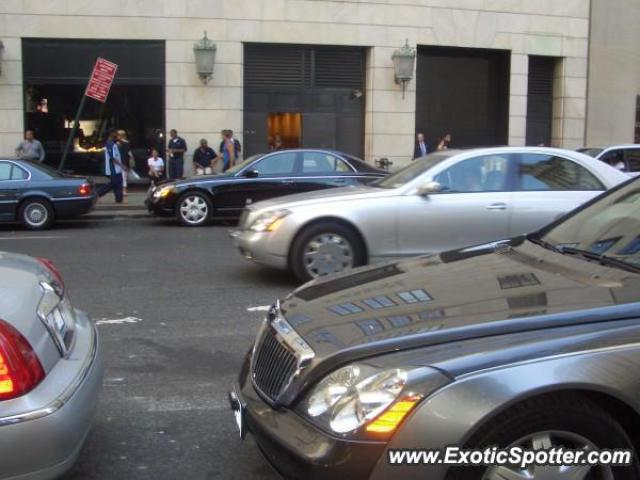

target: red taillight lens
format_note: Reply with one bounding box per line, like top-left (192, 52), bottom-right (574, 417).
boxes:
top-left (0, 320), bottom-right (45, 400)
top-left (78, 183), bottom-right (92, 196)
top-left (37, 257), bottom-right (65, 290)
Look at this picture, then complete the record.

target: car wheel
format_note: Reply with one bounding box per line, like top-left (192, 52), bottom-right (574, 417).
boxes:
top-left (290, 221), bottom-right (365, 283)
top-left (176, 192), bottom-right (212, 227)
top-left (19, 198), bottom-right (55, 230)
top-left (448, 393), bottom-right (640, 480)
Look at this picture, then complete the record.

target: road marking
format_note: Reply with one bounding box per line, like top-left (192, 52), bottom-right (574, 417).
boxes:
top-left (95, 316), bottom-right (143, 326)
top-left (247, 305), bottom-right (271, 312)
top-left (0, 235), bottom-right (66, 240)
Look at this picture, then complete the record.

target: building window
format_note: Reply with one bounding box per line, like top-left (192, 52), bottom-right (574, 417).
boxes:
top-left (397, 289), bottom-right (433, 304)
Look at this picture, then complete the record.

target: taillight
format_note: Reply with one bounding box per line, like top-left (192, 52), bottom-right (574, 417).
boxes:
top-left (37, 257), bottom-right (64, 290)
top-left (0, 320), bottom-right (45, 400)
top-left (78, 183), bottom-right (92, 196)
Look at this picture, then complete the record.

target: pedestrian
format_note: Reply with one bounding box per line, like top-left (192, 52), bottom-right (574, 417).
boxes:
top-left (15, 130), bottom-right (46, 162)
top-left (167, 129), bottom-right (187, 179)
top-left (413, 132), bottom-right (429, 159)
top-left (219, 129), bottom-right (241, 172)
top-left (193, 138), bottom-right (218, 175)
top-left (117, 129), bottom-right (135, 196)
top-left (98, 129), bottom-right (124, 203)
top-left (437, 133), bottom-right (452, 151)
top-left (271, 134), bottom-right (284, 151)
top-left (147, 148), bottom-right (165, 185)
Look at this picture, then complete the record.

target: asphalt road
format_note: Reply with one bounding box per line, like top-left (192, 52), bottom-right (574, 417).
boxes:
top-left (0, 216), bottom-right (297, 479)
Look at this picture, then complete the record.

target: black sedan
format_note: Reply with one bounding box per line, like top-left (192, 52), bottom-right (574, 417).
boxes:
top-left (0, 159), bottom-right (97, 230)
top-left (146, 149), bottom-right (387, 226)
top-left (230, 177), bottom-right (640, 479)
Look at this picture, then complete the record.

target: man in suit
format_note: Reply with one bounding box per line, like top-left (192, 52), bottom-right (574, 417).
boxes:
top-left (413, 132), bottom-right (429, 160)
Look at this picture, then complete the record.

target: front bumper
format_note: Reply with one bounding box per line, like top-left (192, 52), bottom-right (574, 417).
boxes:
top-left (145, 193), bottom-right (176, 216)
top-left (0, 310), bottom-right (103, 480)
top-left (230, 229), bottom-right (288, 270)
top-left (230, 353), bottom-right (386, 480)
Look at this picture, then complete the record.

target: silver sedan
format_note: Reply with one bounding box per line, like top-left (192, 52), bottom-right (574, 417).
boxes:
top-left (231, 147), bottom-right (629, 282)
top-left (0, 252), bottom-right (103, 479)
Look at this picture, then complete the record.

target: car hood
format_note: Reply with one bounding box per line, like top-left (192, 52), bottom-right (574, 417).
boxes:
top-left (280, 238), bottom-right (640, 366)
top-left (249, 184), bottom-right (393, 211)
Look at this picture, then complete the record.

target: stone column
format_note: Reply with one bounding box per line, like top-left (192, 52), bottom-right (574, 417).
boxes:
top-left (508, 53), bottom-right (529, 146)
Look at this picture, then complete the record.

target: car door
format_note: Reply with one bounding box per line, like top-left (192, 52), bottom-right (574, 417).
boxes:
top-left (214, 151), bottom-right (300, 212)
top-left (623, 147), bottom-right (640, 176)
top-left (396, 153), bottom-right (513, 256)
top-left (294, 151), bottom-right (356, 193)
top-left (510, 153), bottom-right (606, 236)
top-left (0, 162), bottom-right (28, 221)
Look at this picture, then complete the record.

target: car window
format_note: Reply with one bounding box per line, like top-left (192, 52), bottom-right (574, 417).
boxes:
top-left (0, 162), bottom-right (12, 181)
top-left (624, 148), bottom-right (640, 172)
top-left (302, 152), bottom-right (351, 173)
top-left (252, 152), bottom-right (297, 175)
top-left (517, 154), bottom-right (604, 191)
top-left (599, 150), bottom-right (626, 171)
top-left (434, 154), bottom-right (509, 193)
top-left (11, 165), bottom-right (28, 180)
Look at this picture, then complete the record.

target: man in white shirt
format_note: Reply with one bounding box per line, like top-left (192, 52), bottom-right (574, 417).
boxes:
top-left (147, 148), bottom-right (165, 185)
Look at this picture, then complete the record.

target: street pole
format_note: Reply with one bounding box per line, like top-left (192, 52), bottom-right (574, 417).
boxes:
top-left (58, 93), bottom-right (88, 172)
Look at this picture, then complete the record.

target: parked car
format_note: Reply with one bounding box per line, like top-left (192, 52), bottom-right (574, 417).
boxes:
top-left (0, 159), bottom-right (97, 230)
top-left (145, 149), bottom-right (387, 226)
top-left (0, 252), bottom-right (103, 479)
top-left (229, 176), bottom-right (640, 480)
top-left (231, 147), bottom-right (629, 282)
top-left (578, 144), bottom-right (640, 176)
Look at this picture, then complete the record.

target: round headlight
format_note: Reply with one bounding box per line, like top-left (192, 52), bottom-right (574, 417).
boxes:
top-left (305, 365), bottom-right (408, 434)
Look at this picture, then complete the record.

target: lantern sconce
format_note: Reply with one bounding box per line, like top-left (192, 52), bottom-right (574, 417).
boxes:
top-left (0, 41), bottom-right (5, 76)
top-left (392, 39), bottom-right (416, 99)
top-left (193, 31), bottom-right (217, 84)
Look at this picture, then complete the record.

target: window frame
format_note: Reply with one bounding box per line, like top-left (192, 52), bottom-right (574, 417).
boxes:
top-left (300, 151), bottom-right (353, 175)
top-left (623, 148), bottom-right (640, 172)
top-left (250, 151), bottom-right (300, 176)
top-left (514, 153), bottom-right (605, 192)
top-left (433, 153), bottom-right (516, 194)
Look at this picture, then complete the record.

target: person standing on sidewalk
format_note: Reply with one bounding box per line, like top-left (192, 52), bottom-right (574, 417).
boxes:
top-left (98, 129), bottom-right (124, 203)
top-left (15, 130), bottom-right (46, 162)
top-left (167, 129), bottom-right (187, 179)
top-left (219, 129), bottom-right (241, 172)
top-left (117, 129), bottom-right (135, 196)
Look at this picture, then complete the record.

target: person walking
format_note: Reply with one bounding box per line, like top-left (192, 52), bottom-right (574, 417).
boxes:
top-left (147, 148), bottom-right (165, 185)
top-left (98, 129), bottom-right (124, 203)
top-left (167, 129), bottom-right (187, 179)
top-left (413, 132), bottom-right (429, 159)
top-left (15, 130), bottom-right (46, 162)
top-left (437, 133), bottom-right (452, 151)
top-left (193, 139), bottom-right (218, 175)
top-left (117, 129), bottom-right (135, 196)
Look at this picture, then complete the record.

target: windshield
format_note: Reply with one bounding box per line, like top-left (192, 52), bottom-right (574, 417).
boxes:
top-left (373, 153), bottom-right (453, 189)
top-left (225, 154), bottom-right (263, 175)
top-left (540, 179), bottom-right (640, 270)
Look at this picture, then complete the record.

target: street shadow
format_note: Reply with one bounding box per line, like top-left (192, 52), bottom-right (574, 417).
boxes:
top-left (0, 219), bottom-right (101, 232)
top-left (231, 264), bottom-right (299, 289)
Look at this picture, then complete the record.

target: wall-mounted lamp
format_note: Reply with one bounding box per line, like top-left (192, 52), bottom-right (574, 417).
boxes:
top-left (193, 31), bottom-right (217, 84)
top-left (0, 41), bottom-right (5, 76)
top-left (392, 39), bottom-right (416, 99)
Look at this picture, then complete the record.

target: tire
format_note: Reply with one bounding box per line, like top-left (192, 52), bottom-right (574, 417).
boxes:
top-left (447, 393), bottom-right (640, 480)
top-left (18, 198), bottom-right (55, 230)
top-left (290, 221), bottom-right (366, 283)
top-left (176, 192), bottom-right (212, 227)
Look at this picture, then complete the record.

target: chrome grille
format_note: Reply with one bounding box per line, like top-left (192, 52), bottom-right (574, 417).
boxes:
top-left (252, 327), bottom-right (298, 401)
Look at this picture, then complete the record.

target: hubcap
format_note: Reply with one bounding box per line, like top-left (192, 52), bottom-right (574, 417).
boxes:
top-left (25, 203), bottom-right (48, 227)
top-left (179, 196), bottom-right (208, 224)
top-left (303, 233), bottom-right (354, 278)
top-left (483, 431), bottom-right (614, 480)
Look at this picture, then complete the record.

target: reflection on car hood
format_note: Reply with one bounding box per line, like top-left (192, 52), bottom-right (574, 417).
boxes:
top-left (249, 185), bottom-right (391, 211)
top-left (281, 239), bottom-right (640, 362)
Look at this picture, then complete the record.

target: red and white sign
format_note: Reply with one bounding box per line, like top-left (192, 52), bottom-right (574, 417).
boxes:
top-left (85, 58), bottom-right (118, 103)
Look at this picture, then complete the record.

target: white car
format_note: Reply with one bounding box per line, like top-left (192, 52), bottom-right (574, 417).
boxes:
top-left (231, 147), bottom-right (629, 282)
top-left (577, 144), bottom-right (640, 176)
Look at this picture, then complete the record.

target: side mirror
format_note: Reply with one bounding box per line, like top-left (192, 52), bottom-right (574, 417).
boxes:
top-left (243, 169), bottom-right (259, 178)
top-left (417, 181), bottom-right (443, 196)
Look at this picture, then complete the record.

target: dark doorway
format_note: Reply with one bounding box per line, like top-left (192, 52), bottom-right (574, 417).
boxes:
top-left (22, 39), bottom-right (165, 176)
top-left (526, 56), bottom-right (556, 146)
top-left (243, 44), bottom-right (365, 158)
top-left (415, 46), bottom-right (510, 149)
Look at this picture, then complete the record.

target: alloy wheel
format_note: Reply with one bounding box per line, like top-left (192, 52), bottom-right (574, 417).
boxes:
top-left (24, 202), bottom-right (49, 228)
top-left (303, 233), bottom-right (354, 278)
top-left (483, 430), bottom-right (614, 480)
top-left (179, 195), bottom-right (209, 225)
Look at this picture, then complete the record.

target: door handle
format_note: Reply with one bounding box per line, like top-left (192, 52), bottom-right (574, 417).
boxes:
top-left (486, 203), bottom-right (508, 211)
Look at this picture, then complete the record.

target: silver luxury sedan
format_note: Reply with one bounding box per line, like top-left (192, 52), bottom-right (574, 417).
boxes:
top-left (231, 147), bottom-right (629, 282)
top-left (0, 252), bottom-right (103, 479)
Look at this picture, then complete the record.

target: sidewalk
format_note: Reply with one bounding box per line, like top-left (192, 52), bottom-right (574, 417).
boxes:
top-left (89, 184), bottom-right (150, 218)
